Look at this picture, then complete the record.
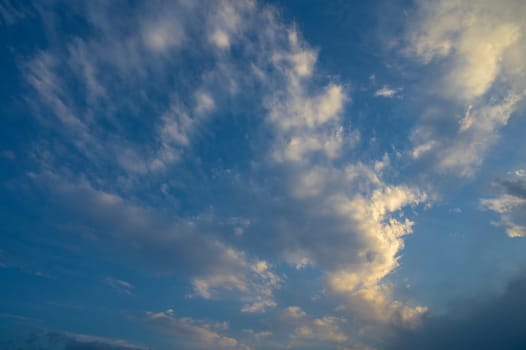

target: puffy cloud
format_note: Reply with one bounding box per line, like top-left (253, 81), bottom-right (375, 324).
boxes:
top-left (262, 25), bottom-right (428, 325)
top-left (324, 185), bottom-right (428, 323)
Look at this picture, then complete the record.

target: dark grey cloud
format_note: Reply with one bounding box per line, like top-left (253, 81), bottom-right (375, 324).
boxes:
top-left (5, 331), bottom-right (148, 350)
top-left (383, 271), bottom-right (526, 350)
top-left (498, 178), bottom-right (526, 199)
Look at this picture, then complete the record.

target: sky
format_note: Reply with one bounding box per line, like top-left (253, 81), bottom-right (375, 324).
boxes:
top-left (1, 0), bottom-right (526, 349)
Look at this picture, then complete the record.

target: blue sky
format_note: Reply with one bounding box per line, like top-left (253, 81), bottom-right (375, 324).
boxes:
top-left (1, 0), bottom-right (526, 349)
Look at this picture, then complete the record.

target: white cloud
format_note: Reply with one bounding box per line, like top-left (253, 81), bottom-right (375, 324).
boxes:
top-left (405, 0), bottom-right (526, 176)
top-left (437, 92), bottom-right (524, 176)
top-left (481, 194), bottom-right (526, 214)
top-left (261, 24), bottom-right (428, 325)
top-left (482, 195), bottom-right (526, 238)
top-left (374, 86), bottom-right (399, 98)
top-left (406, 0), bottom-right (524, 101)
top-left (191, 256), bottom-right (281, 313)
top-left (19, 0), bottom-right (436, 344)
top-left (324, 185), bottom-right (428, 323)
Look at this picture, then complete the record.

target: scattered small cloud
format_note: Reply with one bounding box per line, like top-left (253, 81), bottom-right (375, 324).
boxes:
top-left (481, 174), bottom-right (526, 238)
top-left (105, 277), bottom-right (135, 295)
top-left (374, 85), bottom-right (399, 98)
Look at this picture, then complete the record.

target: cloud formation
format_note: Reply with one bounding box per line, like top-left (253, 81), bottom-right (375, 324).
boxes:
top-left (4, 1), bottom-right (526, 349)
top-left (144, 309), bottom-right (249, 350)
top-left (27, 171), bottom-right (281, 312)
top-left (482, 173), bottom-right (526, 237)
top-left (406, 0), bottom-right (526, 176)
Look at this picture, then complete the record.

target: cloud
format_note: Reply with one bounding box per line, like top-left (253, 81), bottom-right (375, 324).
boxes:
top-left (27, 171), bottom-right (281, 312)
top-left (105, 277), bottom-right (134, 295)
top-left (374, 86), bottom-right (399, 98)
top-left (406, 0), bottom-right (524, 101)
top-left (144, 309), bottom-right (249, 350)
top-left (436, 93), bottom-right (524, 176)
top-left (481, 173), bottom-right (526, 238)
top-left (10, 331), bottom-right (148, 350)
top-left (244, 306), bottom-right (351, 348)
top-left (12, 0), bottom-right (439, 344)
top-left (261, 26), bottom-right (428, 324)
top-left (383, 270), bottom-right (526, 350)
top-left (405, 0), bottom-right (526, 177)
top-left (22, 1), bottom-right (258, 178)
top-left (0, 0), bottom-right (28, 26)
top-left (291, 315), bottom-right (348, 345)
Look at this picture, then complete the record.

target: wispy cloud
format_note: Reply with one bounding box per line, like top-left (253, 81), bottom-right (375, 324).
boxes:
top-left (105, 277), bottom-right (135, 295)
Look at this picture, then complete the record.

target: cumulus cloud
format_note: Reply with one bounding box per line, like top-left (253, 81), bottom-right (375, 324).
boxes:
top-left (262, 26), bottom-right (428, 325)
